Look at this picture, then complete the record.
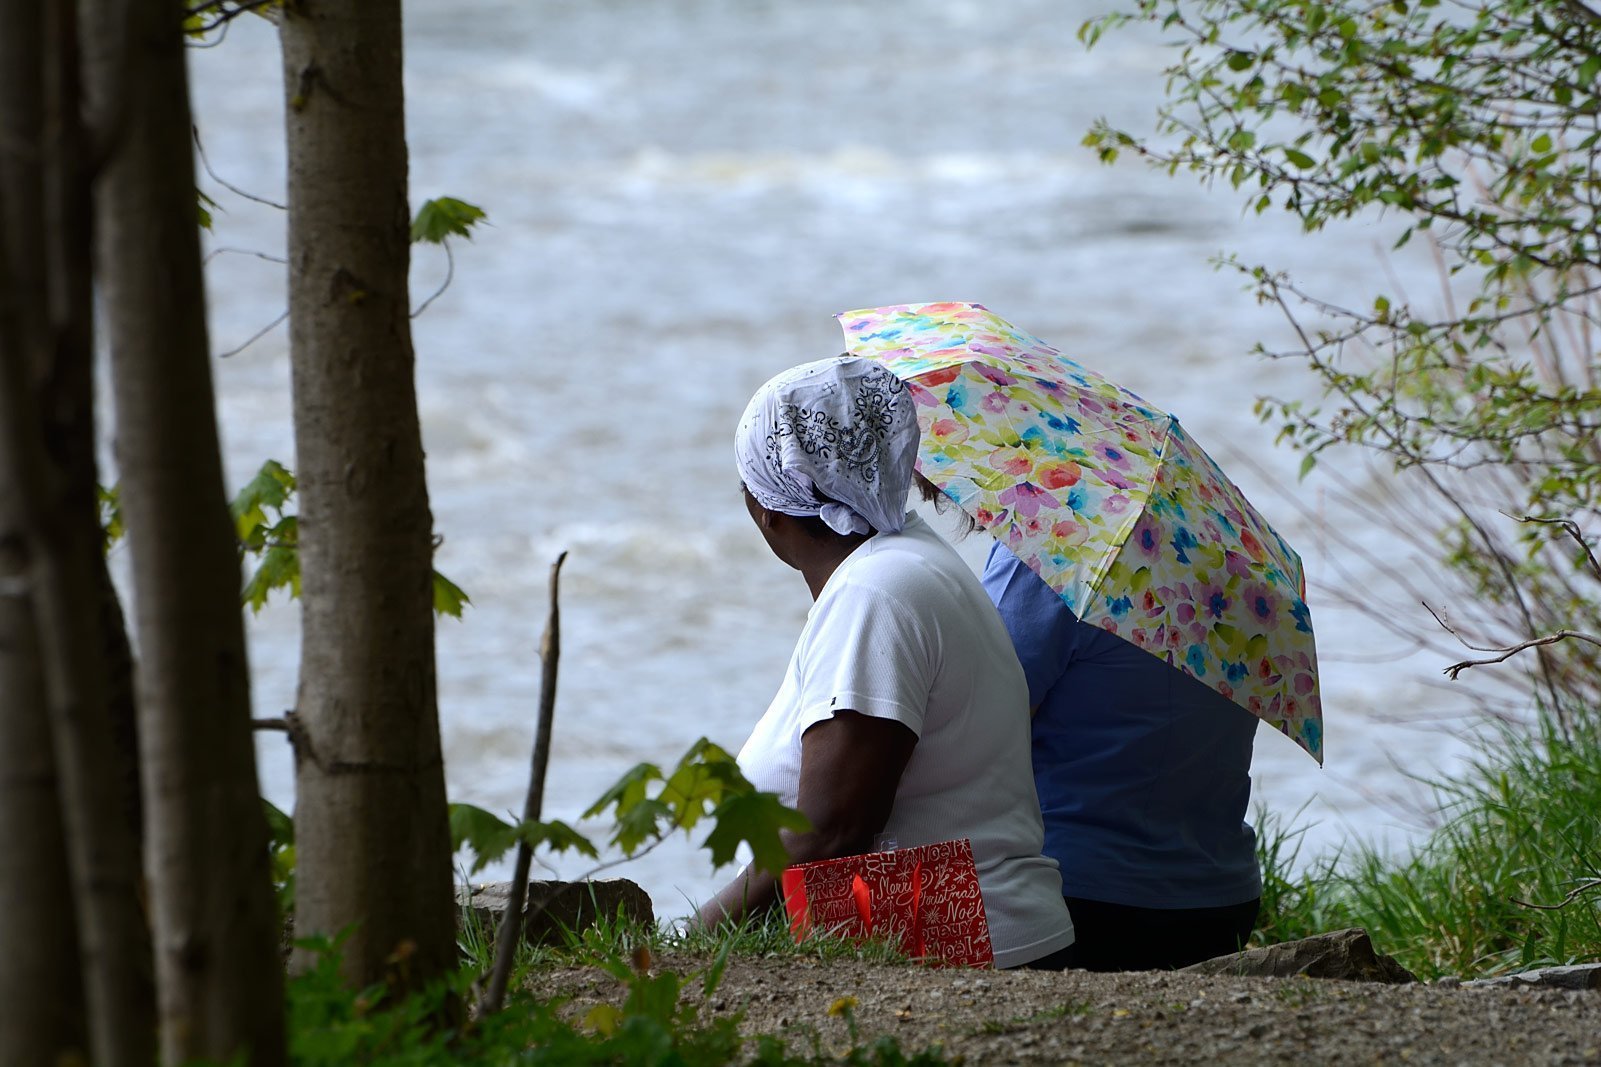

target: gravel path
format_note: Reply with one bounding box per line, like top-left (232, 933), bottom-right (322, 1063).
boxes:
top-left (529, 954), bottom-right (1601, 1064)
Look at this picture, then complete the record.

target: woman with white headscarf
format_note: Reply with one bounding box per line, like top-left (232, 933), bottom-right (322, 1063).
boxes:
top-left (699, 356), bottom-right (1075, 970)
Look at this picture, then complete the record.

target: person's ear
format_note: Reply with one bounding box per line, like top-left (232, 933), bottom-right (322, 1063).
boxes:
top-left (759, 509), bottom-right (774, 529)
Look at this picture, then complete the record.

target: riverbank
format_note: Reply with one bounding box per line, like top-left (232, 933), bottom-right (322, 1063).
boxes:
top-left (528, 952), bottom-right (1601, 1065)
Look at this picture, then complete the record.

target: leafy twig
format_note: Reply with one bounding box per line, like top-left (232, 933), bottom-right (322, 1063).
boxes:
top-left (184, 0), bottom-right (279, 35)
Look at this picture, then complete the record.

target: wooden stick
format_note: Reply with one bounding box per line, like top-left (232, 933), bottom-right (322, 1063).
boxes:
top-left (479, 550), bottom-right (567, 1016)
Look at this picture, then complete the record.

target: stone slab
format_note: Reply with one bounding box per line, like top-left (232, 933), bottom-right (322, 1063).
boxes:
top-left (1182, 928), bottom-right (1417, 984)
top-left (456, 879), bottom-right (654, 945)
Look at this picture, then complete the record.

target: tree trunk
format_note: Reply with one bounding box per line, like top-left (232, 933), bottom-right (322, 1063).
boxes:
top-left (0, 3), bottom-right (153, 1064)
top-left (84, 1), bottom-right (285, 1063)
top-left (0, 584), bottom-right (86, 1066)
top-left (281, 0), bottom-right (458, 992)
top-left (0, 9), bottom-right (87, 1035)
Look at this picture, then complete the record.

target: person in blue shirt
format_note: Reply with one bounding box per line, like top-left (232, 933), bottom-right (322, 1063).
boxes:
top-left (980, 538), bottom-right (1261, 971)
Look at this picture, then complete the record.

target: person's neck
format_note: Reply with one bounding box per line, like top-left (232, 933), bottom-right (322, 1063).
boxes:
top-left (797, 532), bottom-right (873, 599)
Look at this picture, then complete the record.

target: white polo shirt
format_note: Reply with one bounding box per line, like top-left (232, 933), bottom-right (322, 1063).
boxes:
top-left (737, 513), bottom-right (1074, 968)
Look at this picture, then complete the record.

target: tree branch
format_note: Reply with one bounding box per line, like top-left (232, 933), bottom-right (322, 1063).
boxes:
top-left (217, 309), bottom-right (287, 359)
top-left (192, 128), bottom-right (285, 210)
top-left (184, 0), bottom-right (280, 35)
top-left (1560, 0), bottom-right (1601, 28)
top-left (1512, 514), bottom-right (1601, 580)
top-left (410, 241), bottom-right (453, 319)
top-left (1511, 877), bottom-right (1601, 911)
top-left (203, 246), bottom-right (286, 267)
top-left (1427, 600), bottom-right (1601, 679)
top-left (479, 550), bottom-right (567, 1017)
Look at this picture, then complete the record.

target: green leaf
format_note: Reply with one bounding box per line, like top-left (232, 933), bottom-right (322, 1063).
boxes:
top-left (230, 459), bottom-right (296, 541)
top-left (241, 542), bottom-right (301, 614)
top-left (447, 805), bottom-right (598, 873)
top-left (612, 797), bottom-right (673, 856)
top-left (658, 739), bottom-right (746, 828)
top-left (432, 570), bottom-right (471, 619)
top-left (263, 798), bottom-right (294, 849)
top-left (448, 802), bottom-right (520, 873)
top-left (702, 791), bottom-right (810, 874)
top-left (622, 971), bottom-right (684, 1026)
top-left (583, 762), bottom-right (663, 822)
top-left (98, 483), bottom-right (124, 552)
top-left (195, 189), bottom-right (220, 230)
top-left (1298, 453), bottom-right (1317, 480)
top-left (410, 197), bottom-right (487, 244)
top-left (1283, 148), bottom-right (1316, 169)
top-left (1580, 55), bottom-right (1601, 86)
top-left (1225, 50), bottom-right (1255, 71)
top-left (521, 818), bottom-right (599, 859)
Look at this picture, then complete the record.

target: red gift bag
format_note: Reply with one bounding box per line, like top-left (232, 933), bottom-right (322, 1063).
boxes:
top-left (779, 838), bottom-right (994, 968)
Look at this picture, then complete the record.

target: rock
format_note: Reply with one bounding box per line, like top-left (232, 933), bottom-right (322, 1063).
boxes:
top-left (1181, 928), bottom-right (1417, 984)
top-left (1463, 963), bottom-right (1601, 991)
top-left (456, 879), bottom-right (653, 945)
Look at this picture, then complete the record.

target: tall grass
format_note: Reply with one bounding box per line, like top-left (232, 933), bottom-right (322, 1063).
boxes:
top-left (1255, 713), bottom-right (1601, 979)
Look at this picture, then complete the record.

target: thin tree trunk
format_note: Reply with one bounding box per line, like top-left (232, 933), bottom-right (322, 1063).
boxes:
top-left (45, 0), bottom-right (144, 861)
top-left (0, 4), bottom-right (152, 1064)
top-left (0, 592), bottom-right (87, 1066)
top-left (84, 1), bottom-right (285, 1063)
top-left (281, 0), bottom-right (457, 992)
top-left (0, 10), bottom-right (87, 1047)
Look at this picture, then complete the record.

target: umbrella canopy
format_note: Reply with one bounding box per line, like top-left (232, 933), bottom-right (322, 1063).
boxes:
top-left (840, 302), bottom-right (1322, 762)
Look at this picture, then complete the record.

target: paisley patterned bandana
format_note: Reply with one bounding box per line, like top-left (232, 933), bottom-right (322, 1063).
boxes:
top-left (735, 356), bottom-right (920, 536)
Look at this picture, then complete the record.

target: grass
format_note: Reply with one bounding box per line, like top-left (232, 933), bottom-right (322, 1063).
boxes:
top-left (294, 904), bottom-right (947, 1067)
top-left (1254, 711), bottom-right (1601, 979)
top-left (458, 895), bottom-right (922, 975)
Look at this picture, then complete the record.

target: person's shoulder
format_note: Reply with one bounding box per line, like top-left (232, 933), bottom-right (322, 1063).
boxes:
top-left (858, 520), bottom-right (963, 583)
top-left (832, 542), bottom-right (938, 602)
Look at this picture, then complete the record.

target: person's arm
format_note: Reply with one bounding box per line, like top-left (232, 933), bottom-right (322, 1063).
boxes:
top-left (697, 709), bottom-right (916, 929)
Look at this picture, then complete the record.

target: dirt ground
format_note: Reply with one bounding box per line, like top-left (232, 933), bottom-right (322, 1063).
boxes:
top-left (528, 953), bottom-right (1601, 1065)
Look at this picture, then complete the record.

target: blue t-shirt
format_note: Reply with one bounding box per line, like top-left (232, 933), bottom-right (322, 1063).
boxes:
top-left (981, 541), bottom-right (1261, 909)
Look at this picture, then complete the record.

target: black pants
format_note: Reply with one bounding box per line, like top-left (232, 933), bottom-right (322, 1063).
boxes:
top-left (1055, 896), bottom-right (1260, 972)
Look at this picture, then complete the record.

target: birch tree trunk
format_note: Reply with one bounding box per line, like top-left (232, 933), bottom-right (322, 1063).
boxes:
top-left (85, 1), bottom-right (285, 1062)
top-left (0, 10), bottom-right (86, 1056)
top-left (281, 0), bottom-right (458, 992)
top-left (0, 3), bottom-right (152, 1063)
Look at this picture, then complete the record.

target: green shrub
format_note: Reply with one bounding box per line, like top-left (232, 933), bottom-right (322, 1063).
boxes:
top-left (1256, 713), bottom-right (1601, 978)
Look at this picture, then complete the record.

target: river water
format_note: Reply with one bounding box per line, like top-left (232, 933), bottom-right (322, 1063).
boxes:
top-left (178, 0), bottom-right (1492, 917)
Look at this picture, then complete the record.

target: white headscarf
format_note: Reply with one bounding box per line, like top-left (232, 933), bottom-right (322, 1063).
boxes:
top-left (735, 356), bottom-right (920, 536)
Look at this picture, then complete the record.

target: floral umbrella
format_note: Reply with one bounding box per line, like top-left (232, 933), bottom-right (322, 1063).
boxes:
top-left (840, 301), bottom-right (1323, 762)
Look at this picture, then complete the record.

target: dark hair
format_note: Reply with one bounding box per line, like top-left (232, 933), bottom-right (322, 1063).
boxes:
top-left (913, 472), bottom-right (978, 538)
